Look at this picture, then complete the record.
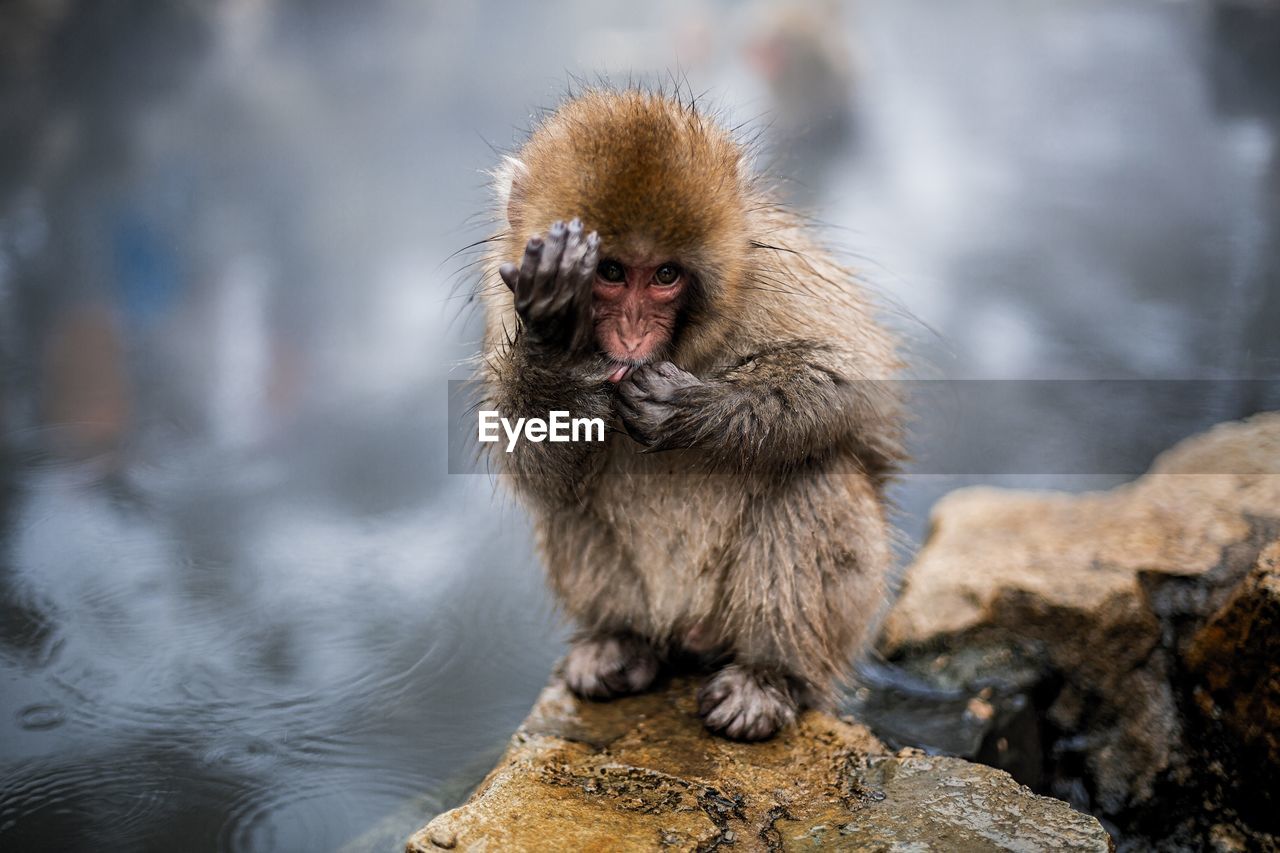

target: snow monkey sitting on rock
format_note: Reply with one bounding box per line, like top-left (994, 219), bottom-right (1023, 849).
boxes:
top-left (478, 88), bottom-right (902, 741)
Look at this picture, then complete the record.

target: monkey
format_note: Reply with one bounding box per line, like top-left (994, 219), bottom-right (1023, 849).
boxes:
top-left (477, 88), bottom-right (903, 741)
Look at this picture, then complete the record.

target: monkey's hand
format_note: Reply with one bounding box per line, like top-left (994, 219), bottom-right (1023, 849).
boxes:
top-left (499, 219), bottom-right (599, 355)
top-left (616, 361), bottom-right (705, 450)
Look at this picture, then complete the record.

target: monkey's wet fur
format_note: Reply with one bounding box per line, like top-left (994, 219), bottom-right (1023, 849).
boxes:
top-left (478, 88), bottom-right (903, 741)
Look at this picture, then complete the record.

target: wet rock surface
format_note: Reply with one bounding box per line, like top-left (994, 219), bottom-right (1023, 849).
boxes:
top-left (407, 678), bottom-right (1110, 852)
top-left (870, 413), bottom-right (1280, 850)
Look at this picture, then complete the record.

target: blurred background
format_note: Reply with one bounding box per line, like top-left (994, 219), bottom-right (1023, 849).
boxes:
top-left (1, 0), bottom-right (1277, 850)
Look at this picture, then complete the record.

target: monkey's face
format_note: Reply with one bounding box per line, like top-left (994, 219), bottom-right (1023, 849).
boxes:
top-left (592, 255), bottom-right (687, 381)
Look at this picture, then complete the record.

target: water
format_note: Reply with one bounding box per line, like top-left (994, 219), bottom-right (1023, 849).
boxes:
top-left (1, 1), bottom-right (1277, 850)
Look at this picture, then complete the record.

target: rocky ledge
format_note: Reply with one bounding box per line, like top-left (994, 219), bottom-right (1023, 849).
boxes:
top-left (871, 412), bottom-right (1280, 850)
top-left (407, 677), bottom-right (1109, 852)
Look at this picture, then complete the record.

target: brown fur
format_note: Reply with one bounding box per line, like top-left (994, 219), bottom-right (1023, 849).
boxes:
top-left (478, 89), bottom-right (903, 736)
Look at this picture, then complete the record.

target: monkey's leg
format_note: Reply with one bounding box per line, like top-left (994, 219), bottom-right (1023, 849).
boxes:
top-left (539, 510), bottom-right (662, 700)
top-left (700, 466), bottom-right (890, 741)
top-left (562, 631), bottom-right (660, 700)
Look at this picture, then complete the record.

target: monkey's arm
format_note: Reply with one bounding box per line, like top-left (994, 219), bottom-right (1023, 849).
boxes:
top-left (489, 220), bottom-right (613, 503)
top-left (488, 344), bottom-right (613, 503)
top-left (617, 344), bottom-right (901, 475)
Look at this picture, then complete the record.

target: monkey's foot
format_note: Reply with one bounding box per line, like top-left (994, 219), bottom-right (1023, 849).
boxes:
top-left (698, 665), bottom-right (798, 741)
top-left (563, 634), bottom-right (660, 700)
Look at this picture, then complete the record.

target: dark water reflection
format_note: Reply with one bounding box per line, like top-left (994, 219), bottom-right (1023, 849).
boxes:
top-left (1, 0), bottom-right (1277, 850)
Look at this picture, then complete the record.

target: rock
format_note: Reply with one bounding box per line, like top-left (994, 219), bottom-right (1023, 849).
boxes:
top-left (1184, 540), bottom-right (1280, 818)
top-left (874, 413), bottom-right (1280, 847)
top-left (407, 678), bottom-right (1111, 852)
top-left (1185, 540), bottom-right (1280, 764)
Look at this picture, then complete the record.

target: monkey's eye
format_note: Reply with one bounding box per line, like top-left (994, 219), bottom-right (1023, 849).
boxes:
top-left (654, 264), bottom-right (682, 286)
top-left (597, 259), bottom-right (626, 283)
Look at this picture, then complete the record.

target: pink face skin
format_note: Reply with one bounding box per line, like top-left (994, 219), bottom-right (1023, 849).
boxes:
top-left (593, 258), bottom-right (687, 382)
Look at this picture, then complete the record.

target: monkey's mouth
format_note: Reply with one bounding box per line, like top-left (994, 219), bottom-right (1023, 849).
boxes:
top-left (607, 363), bottom-right (635, 384)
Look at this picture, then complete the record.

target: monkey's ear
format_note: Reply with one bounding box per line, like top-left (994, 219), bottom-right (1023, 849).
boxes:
top-left (495, 156), bottom-right (531, 227)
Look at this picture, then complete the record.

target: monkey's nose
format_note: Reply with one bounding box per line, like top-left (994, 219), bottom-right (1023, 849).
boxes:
top-left (619, 333), bottom-right (645, 354)
top-left (617, 324), bottom-right (647, 354)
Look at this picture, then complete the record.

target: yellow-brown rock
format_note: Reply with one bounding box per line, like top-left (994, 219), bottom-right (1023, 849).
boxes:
top-left (407, 678), bottom-right (1111, 852)
top-left (882, 413), bottom-right (1280, 658)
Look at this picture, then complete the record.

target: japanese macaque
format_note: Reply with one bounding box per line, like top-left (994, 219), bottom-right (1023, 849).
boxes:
top-left (745, 0), bottom-right (859, 205)
top-left (479, 88), bottom-right (902, 741)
